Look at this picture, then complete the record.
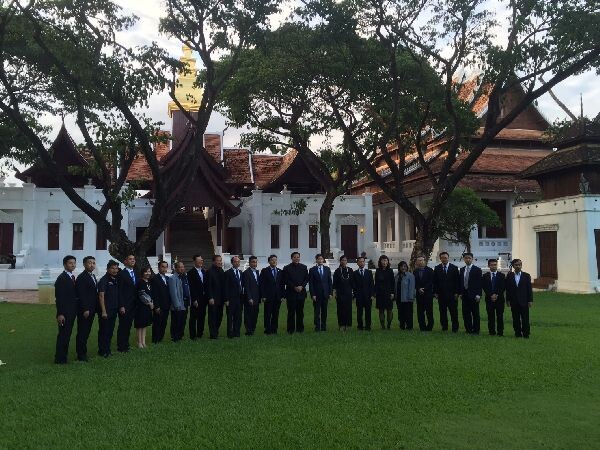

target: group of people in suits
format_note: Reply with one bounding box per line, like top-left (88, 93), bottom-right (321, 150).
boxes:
top-left (53, 250), bottom-right (534, 364)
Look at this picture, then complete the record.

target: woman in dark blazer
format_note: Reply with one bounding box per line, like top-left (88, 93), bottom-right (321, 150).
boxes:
top-left (135, 266), bottom-right (154, 348)
top-left (375, 255), bottom-right (395, 330)
top-left (333, 255), bottom-right (354, 331)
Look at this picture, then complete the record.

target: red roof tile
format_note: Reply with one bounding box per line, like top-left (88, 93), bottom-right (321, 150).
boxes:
top-left (204, 134), bottom-right (222, 163)
top-left (126, 139), bottom-right (170, 183)
top-left (223, 148), bottom-right (253, 184)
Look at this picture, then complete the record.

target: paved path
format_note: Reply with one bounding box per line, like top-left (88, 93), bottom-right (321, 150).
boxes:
top-left (0, 290), bottom-right (39, 304)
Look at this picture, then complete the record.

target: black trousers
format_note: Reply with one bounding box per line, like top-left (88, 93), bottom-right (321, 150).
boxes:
top-left (336, 296), bottom-right (352, 327)
top-left (75, 311), bottom-right (95, 359)
top-left (243, 301), bottom-right (260, 335)
top-left (356, 299), bottom-right (372, 330)
top-left (462, 295), bottom-right (481, 334)
top-left (170, 309), bottom-right (188, 341)
top-left (189, 299), bottom-right (208, 339)
top-left (263, 298), bottom-right (281, 334)
top-left (286, 297), bottom-right (305, 333)
top-left (117, 308), bottom-right (135, 352)
top-left (416, 295), bottom-right (434, 331)
top-left (227, 303), bottom-right (242, 338)
top-left (486, 300), bottom-right (505, 335)
top-left (511, 303), bottom-right (530, 337)
top-left (54, 314), bottom-right (76, 363)
top-left (152, 308), bottom-right (170, 343)
top-left (438, 296), bottom-right (459, 332)
top-left (397, 302), bottom-right (414, 330)
top-left (313, 295), bottom-right (328, 331)
top-left (98, 313), bottom-right (117, 356)
top-left (208, 303), bottom-right (224, 338)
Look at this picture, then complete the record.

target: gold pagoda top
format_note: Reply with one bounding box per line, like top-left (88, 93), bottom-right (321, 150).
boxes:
top-left (167, 45), bottom-right (203, 117)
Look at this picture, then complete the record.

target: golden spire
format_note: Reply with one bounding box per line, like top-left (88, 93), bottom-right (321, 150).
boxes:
top-left (168, 44), bottom-right (203, 117)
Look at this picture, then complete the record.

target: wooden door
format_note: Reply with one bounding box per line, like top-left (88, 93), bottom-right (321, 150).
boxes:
top-left (538, 231), bottom-right (558, 279)
top-left (225, 227), bottom-right (242, 256)
top-left (0, 223), bottom-right (14, 255)
top-left (341, 225), bottom-right (358, 260)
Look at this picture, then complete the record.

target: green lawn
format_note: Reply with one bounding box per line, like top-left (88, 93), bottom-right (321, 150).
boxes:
top-left (1, 292), bottom-right (599, 449)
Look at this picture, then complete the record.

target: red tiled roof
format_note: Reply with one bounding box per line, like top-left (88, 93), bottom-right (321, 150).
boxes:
top-left (126, 140), bottom-right (170, 182)
top-left (252, 153), bottom-right (284, 188)
top-left (204, 134), bottom-right (222, 163)
top-left (223, 148), bottom-right (253, 184)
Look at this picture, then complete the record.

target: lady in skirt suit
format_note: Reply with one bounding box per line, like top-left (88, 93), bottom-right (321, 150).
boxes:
top-left (375, 255), bottom-right (395, 330)
top-left (333, 255), bottom-right (354, 331)
top-left (135, 266), bottom-right (154, 348)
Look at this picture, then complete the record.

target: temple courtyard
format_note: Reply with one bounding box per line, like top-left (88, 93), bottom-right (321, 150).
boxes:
top-left (0, 292), bottom-right (598, 448)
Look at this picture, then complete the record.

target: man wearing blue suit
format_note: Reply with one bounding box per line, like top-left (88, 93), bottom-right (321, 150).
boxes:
top-left (459, 252), bottom-right (483, 334)
top-left (308, 254), bottom-right (332, 332)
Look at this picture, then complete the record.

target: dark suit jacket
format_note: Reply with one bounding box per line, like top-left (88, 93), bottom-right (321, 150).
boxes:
top-left (352, 268), bottom-right (374, 303)
top-left (75, 271), bottom-right (98, 315)
top-left (309, 265), bottom-right (333, 298)
top-left (187, 267), bottom-right (208, 304)
top-left (117, 268), bottom-right (137, 310)
top-left (150, 274), bottom-right (171, 310)
top-left (506, 271), bottom-right (533, 307)
top-left (243, 268), bottom-right (261, 304)
top-left (55, 271), bottom-right (78, 318)
top-left (224, 268), bottom-right (244, 306)
top-left (482, 271), bottom-right (506, 303)
top-left (413, 267), bottom-right (434, 299)
top-left (207, 266), bottom-right (225, 305)
top-left (433, 263), bottom-right (461, 299)
top-left (459, 265), bottom-right (483, 299)
top-left (283, 262), bottom-right (309, 301)
top-left (259, 266), bottom-right (285, 301)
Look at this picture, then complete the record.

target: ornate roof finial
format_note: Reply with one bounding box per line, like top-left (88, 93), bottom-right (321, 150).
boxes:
top-left (168, 44), bottom-right (203, 117)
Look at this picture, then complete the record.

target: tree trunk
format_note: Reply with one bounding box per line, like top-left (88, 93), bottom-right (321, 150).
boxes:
top-left (409, 222), bottom-right (438, 269)
top-left (319, 191), bottom-right (336, 258)
top-left (107, 228), bottom-right (151, 273)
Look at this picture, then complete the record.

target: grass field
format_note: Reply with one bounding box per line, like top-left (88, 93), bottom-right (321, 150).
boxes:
top-left (1, 292), bottom-right (599, 449)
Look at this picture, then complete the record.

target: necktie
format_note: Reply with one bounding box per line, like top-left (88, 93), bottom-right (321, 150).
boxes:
top-left (71, 274), bottom-right (75, 285)
top-left (235, 269), bottom-right (240, 286)
top-left (91, 273), bottom-right (97, 285)
top-left (272, 268), bottom-right (276, 279)
top-left (491, 272), bottom-right (496, 291)
top-left (444, 265), bottom-right (447, 274)
top-left (360, 269), bottom-right (364, 276)
top-left (254, 270), bottom-right (258, 283)
top-left (319, 266), bottom-right (323, 278)
top-left (464, 266), bottom-right (470, 289)
top-left (130, 269), bottom-right (135, 284)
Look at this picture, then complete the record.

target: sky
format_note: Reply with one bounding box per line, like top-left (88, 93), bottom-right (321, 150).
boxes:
top-left (4, 0), bottom-right (599, 181)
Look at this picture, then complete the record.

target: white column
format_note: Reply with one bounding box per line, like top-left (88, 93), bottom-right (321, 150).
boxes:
top-left (249, 190), bottom-right (265, 260)
top-left (394, 204), bottom-right (401, 250)
top-left (377, 207), bottom-right (384, 247)
top-left (363, 192), bottom-right (374, 256)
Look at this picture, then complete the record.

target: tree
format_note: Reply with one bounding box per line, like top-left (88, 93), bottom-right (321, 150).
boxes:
top-left (0, 0), bottom-right (279, 268)
top-left (429, 188), bottom-right (501, 253)
top-left (301, 0), bottom-right (600, 263)
top-left (219, 23), bottom-right (363, 257)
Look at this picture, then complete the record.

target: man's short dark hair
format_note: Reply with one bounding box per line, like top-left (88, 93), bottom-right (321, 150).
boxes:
top-left (357, 256), bottom-right (365, 262)
top-left (192, 254), bottom-right (203, 261)
top-left (339, 255), bottom-right (347, 262)
top-left (231, 256), bottom-right (239, 264)
top-left (125, 254), bottom-right (135, 259)
top-left (249, 256), bottom-right (257, 262)
top-left (463, 252), bottom-right (474, 258)
top-left (175, 261), bottom-right (185, 268)
top-left (213, 254), bottom-right (222, 262)
top-left (488, 258), bottom-right (498, 265)
top-left (315, 253), bottom-right (324, 260)
top-left (158, 260), bottom-right (169, 268)
top-left (291, 252), bottom-right (300, 259)
top-left (63, 255), bottom-right (76, 265)
top-left (107, 260), bottom-right (119, 270)
top-left (439, 252), bottom-right (449, 257)
top-left (82, 256), bottom-right (95, 264)
top-left (268, 254), bottom-right (277, 262)
top-left (511, 258), bottom-right (522, 265)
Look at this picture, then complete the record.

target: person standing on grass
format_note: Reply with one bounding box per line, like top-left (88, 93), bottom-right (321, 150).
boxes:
top-left (374, 255), bottom-right (395, 330)
top-left (54, 255), bottom-right (78, 364)
top-left (352, 256), bottom-right (374, 331)
top-left (308, 254), bottom-right (333, 332)
top-left (207, 255), bottom-right (226, 339)
top-left (333, 255), bottom-right (354, 331)
top-left (242, 256), bottom-right (261, 336)
top-left (395, 261), bottom-right (415, 330)
top-left (135, 266), bottom-right (154, 348)
top-left (187, 255), bottom-right (208, 340)
top-left (259, 254), bottom-right (285, 335)
top-left (97, 260), bottom-right (120, 357)
top-left (282, 252), bottom-right (309, 334)
top-left (460, 252), bottom-right (483, 334)
top-left (169, 261), bottom-right (190, 342)
top-left (117, 254), bottom-right (137, 353)
top-left (482, 258), bottom-right (506, 336)
top-left (224, 256), bottom-right (244, 338)
top-left (150, 261), bottom-right (171, 344)
top-left (433, 251), bottom-right (461, 332)
top-left (75, 255), bottom-right (98, 362)
top-left (414, 256), bottom-right (435, 331)
top-left (506, 259), bottom-right (533, 338)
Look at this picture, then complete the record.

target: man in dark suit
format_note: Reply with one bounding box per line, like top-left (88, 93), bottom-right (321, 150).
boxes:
top-left (54, 255), bottom-right (79, 364)
top-left (75, 256), bottom-right (98, 362)
top-left (482, 258), bottom-right (506, 336)
top-left (433, 251), bottom-right (461, 332)
top-left (282, 252), bottom-right (309, 334)
top-left (413, 256), bottom-right (434, 331)
top-left (187, 254), bottom-right (208, 339)
top-left (207, 254), bottom-right (226, 339)
top-left (506, 259), bottom-right (533, 338)
top-left (459, 252), bottom-right (483, 334)
top-left (97, 260), bottom-right (120, 357)
top-left (224, 256), bottom-right (244, 338)
top-left (151, 260), bottom-right (171, 343)
top-left (352, 256), bottom-right (374, 330)
top-left (259, 254), bottom-right (285, 335)
top-left (308, 254), bottom-right (333, 332)
top-left (117, 254), bottom-right (137, 352)
top-left (243, 256), bottom-right (261, 336)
